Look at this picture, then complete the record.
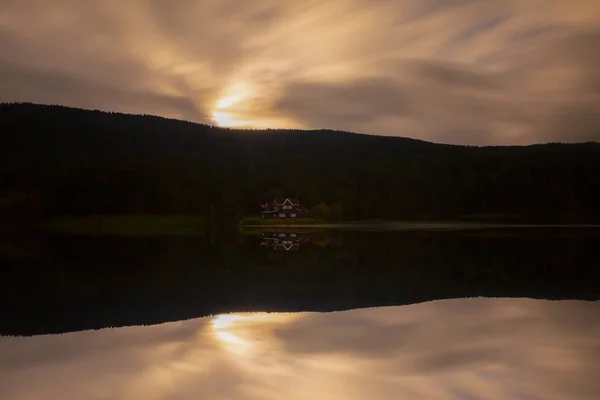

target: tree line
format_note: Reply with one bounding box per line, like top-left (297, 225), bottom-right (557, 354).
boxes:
top-left (2, 102), bottom-right (600, 224)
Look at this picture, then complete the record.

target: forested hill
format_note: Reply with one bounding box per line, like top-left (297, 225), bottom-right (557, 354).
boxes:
top-left (1, 102), bottom-right (600, 223)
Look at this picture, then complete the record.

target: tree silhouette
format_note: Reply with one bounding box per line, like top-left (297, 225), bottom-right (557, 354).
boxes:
top-left (1, 102), bottom-right (600, 224)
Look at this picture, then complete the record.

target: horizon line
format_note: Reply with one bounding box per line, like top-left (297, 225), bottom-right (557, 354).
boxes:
top-left (2, 101), bottom-right (599, 148)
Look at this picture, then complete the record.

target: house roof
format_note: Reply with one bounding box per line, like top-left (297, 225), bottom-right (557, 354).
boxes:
top-left (274, 197), bottom-right (300, 205)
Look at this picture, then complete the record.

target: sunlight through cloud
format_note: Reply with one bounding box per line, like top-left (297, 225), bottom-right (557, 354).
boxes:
top-left (2, 0), bottom-right (599, 143)
top-left (211, 82), bottom-right (256, 127)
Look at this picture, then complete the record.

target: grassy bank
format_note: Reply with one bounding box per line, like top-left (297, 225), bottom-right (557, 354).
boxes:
top-left (238, 226), bottom-right (326, 236)
top-left (46, 214), bottom-right (206, 236)
top-left (459, 213), bottom-right (600, 225)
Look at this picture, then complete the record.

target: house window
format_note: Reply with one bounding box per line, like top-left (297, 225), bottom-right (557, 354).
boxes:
top-left (290, 213), bottom-right (297, 217)
top-left (279, 213), bottom-right (285, 218)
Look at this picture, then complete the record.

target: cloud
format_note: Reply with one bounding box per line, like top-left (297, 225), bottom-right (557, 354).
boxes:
top-left (275, 27), bottom-right (600, 144)
top-left (275, 78), bottom-right (415, 128)
top-left (0, 59), bottom-right (206, 122)
top-left (271, 312), bottom-right (417, 357)
top-left (0, 0), bottom-right (599, 144)
top-left (516, 29), bottom-right (600, 143)
top-left (0, 318), bottom-right (208, 370)
top-left (274, 60), bottom-right (526, 144)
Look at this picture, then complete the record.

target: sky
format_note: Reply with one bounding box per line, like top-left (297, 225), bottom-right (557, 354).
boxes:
top-left (0, 0), bottom-right (599, 145)
top-left (1, 298), bottom-right (599, 400)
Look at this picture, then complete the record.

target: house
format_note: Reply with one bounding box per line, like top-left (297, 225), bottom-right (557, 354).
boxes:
top-left (260, 197), bottom-right (309, 219)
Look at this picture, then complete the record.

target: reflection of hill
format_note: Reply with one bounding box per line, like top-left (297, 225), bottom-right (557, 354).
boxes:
top-left (1, 230), bottom-right (599, 336)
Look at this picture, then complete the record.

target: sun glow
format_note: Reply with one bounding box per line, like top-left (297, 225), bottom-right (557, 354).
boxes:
top-left (211, 80), bottom-right (301, 129)
top-left (211, 82), bottom-right (256, 127)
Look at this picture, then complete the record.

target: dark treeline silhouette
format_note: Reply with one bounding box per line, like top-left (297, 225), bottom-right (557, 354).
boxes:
top-left (1, 229), bottom-right (598, 335)
top-left (2, 102), bottom-right (600, 224)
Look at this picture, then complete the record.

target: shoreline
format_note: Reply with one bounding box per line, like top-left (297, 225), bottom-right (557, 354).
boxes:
top-left (239, 220), bottom-right (600, 230)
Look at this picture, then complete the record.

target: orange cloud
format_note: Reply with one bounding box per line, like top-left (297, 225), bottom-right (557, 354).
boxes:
top-left (0, 0), bottom-right (599, 143)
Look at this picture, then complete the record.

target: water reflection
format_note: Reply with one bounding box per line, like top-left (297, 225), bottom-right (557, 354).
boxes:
top-left (259, 232), bottom-right (310, 251)
top-left (2, 229), bottom-right (599, 335)
top-left (1, 298), bottom-right (599, 400)
top-left (211, 313), bottom-right (301, 355)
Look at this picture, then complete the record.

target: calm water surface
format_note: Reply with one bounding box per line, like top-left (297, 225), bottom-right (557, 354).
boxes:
top-left (1, 227), bottom-right (599, 399)
top-left (1, 228), bottom-right (599, 334)
top-left (1, 298), bottom-right (599, 399)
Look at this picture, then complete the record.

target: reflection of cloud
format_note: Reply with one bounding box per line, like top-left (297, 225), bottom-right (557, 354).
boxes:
top-left (1, 298), bottom-right (599, 399)
top-left (1, 1), bottom-right (600, 144)
top-left (210, 313), bottom-right (304, 359)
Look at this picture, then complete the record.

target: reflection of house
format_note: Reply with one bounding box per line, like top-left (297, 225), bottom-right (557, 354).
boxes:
top-left (260, 198), bottom-right (309, 219)
top-left (260, 232), bottom-right (309, 251)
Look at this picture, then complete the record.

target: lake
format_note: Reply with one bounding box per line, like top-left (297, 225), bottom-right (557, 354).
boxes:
top-left (1, 226), bottom-right (599, 335)
top-left (0, 225), bottom-right (599, 398)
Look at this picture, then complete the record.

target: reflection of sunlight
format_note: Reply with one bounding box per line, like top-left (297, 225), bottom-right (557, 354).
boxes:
top-left (210, 313), bottom-right (302, 356)
top-left (4, 300), bottom-right (599, 400)
top-left (215, 331), bottom-right (250, 351)
top-left (211, 314), bottom-right (254, 354)
top-left (212, 314), bottom-right (252, 330)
